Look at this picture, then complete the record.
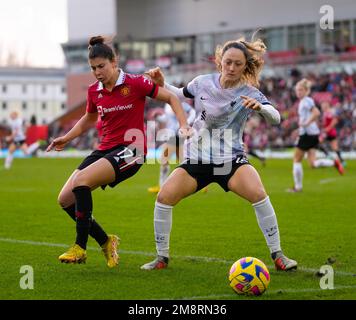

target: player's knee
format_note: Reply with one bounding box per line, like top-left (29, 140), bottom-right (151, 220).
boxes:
top-left (72, 171), bottom-right (89, 188)
top-left (250, 189), bottom-right (267, 204)
top-left (57, 194), bottom-right (64, 207)
top-left (58, 192), bottom-right (70, 208)
top-left (157, 190), bottom-right (178, 206)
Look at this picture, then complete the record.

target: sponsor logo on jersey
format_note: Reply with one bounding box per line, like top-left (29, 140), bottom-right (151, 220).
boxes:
top-left (98, 93), bottom-right (103, 99)
top-left (97, 105), bottom-right (104, 117)
top-left (97, 104), bottom-right (134, 116)
top-left (104, 104), bottom-right (134, 113)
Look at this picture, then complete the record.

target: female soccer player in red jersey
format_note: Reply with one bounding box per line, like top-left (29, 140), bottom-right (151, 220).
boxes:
top-left (46, 36), bottom-right (192, 267)
top-left (320, 101), bottom-right (344, 164)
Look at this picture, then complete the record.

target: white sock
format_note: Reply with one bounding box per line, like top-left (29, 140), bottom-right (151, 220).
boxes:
top-left (293, 162), bottom-right (303, 190)
top-left (159, 164), bottom-right (170, 187)
top-left (5, 153), bottom-right (13, 169)
top-left (252, 196), bottom-right (281, 254)
top-left (27, 142), bottom-right (40, 154)
top-left (313, 158), bottom-right (334, 167)
top-left (154, 201), bottom-right (173, 258)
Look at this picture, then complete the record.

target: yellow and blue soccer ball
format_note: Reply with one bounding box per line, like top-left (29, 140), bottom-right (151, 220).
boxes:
top-left (229, 257), bottom-right (270, 296)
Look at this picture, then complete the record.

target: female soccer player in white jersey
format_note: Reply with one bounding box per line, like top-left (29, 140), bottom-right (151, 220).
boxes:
top-left (141, 37), bottom-right (298, 271)
top-left (4, 111), bottom-right (28, 169)
top-left (46, 36), bottom-right (192, 268)
top-left (148, 100), bottom-right (196, 194)
top-left (289, 79), bottom-right (344, 193)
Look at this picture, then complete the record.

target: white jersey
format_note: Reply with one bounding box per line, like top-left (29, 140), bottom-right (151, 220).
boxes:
top-left (163, 102), bottom-right (196, 133)
top-left (298, 96), bottom-right (320, 136)
top-left (9, 117), bottom-right (26, 142)
top-left (181, 73), bottom-right (274, 164)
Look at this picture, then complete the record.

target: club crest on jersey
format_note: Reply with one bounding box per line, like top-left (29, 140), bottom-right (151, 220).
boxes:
top-left (120, 85), bottom-right (130, 96)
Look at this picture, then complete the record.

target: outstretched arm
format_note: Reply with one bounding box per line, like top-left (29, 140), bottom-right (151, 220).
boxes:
top-left (46, 112), bottom-right (98, 151)
top-left (257, 104), bottom-right (281, 125)
top-left (154, 87), bottom-right (193, 138)
top-left (241, 95), bottom-right (280, 125)
top-left (145, 67), bottom-right (187, 101)
top-left (186, 105), bottom-right (196, 125)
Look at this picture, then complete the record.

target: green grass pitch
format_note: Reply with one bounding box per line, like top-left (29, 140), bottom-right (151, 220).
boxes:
top-left (0, 158), bottom-right (355, 300)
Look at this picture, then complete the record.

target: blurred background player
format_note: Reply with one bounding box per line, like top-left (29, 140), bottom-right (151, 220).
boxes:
top-left (319, 100), bottom-right (345, 165)
top-left (243, 132), bottom-right (267, 167)
top-left (147, 100), bottom-right (196, 193)
top-left (3, 111), bottom-right (38, 169)
top-left (289, 79), bottom-right (344, 193)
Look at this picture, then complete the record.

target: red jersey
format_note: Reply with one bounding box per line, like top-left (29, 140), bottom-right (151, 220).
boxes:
top-left (322, 111), bottom-right (337, 138)
top-left (86, 70), bottom-right (158, 152)
top-left (96, 115), bottom-right (103, 136)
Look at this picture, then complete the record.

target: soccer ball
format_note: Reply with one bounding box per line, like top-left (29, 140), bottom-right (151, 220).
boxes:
top-left (229, 257), bottom-right (270, 296)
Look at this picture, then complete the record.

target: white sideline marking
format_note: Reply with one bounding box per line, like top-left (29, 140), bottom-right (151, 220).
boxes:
top-left (164, 285), bottom-right (356, 300)
top-left (0, 188), bottom-right (35, 192)
top-left (319, 178), bottom-right (338, 184)
top-left (0, 237), bottom-right (355, 277)
top-left (319, 176), bottom-right (355, 184)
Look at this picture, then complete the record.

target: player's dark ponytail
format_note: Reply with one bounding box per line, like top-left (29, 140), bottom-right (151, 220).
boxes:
top-left (88, 36), bottom-right (116, 61)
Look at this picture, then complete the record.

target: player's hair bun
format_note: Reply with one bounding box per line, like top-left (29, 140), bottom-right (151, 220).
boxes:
top-left (89, 36), bottom-right (105, 47)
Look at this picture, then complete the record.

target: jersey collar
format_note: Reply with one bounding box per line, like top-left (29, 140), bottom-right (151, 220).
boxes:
top-left (97, 69), bottom-right (126, 91)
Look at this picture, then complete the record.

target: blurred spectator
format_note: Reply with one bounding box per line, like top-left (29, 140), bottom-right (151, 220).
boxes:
top-left (49, 72), bottom-right (356, 152)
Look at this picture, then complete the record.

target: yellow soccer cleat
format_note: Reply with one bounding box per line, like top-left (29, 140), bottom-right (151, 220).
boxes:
top-left (101, 234), bottom-right (120, 268)
top-left (147, 185), bottom-right (160, 193)
top-left (59, 244), bottom-right (87, 264)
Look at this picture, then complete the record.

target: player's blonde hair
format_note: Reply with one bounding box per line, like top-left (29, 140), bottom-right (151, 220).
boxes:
top-left (10, 109), bottom-right (21, 118)
top-left (296, 78), bottom-right (312, 95)
top-left (215, 34), bottom-right (266, 87)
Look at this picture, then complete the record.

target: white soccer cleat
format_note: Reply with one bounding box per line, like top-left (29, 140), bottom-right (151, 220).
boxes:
top-left (272, 251), bottom-right (297, 271)
top-left (140, 256), bottom-right (169, 270)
